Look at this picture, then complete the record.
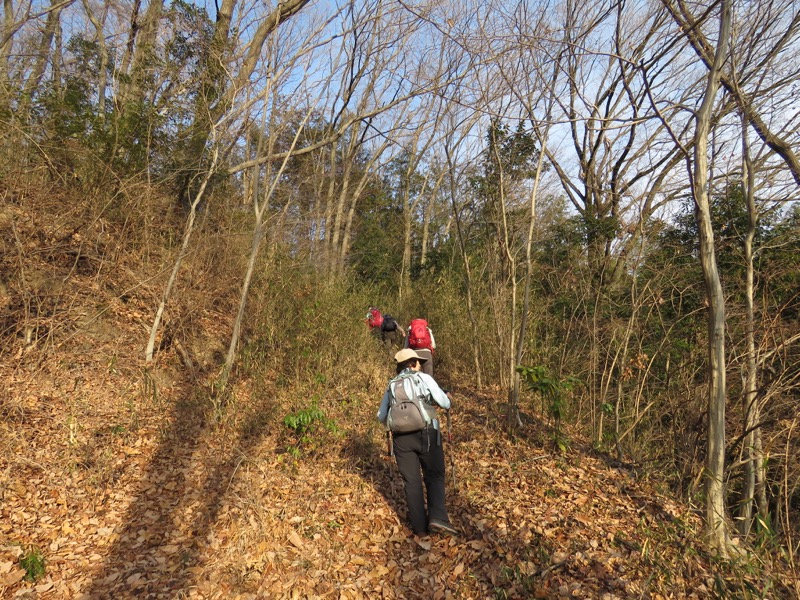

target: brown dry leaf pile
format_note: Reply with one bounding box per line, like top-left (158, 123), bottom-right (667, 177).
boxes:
top-left (0, 336), bottom-right (741, 600)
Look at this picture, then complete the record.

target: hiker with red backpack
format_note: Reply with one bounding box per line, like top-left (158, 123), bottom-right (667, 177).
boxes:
top-left (405, 318), bottom-right (436, 377)
top-left (366, 307), bottom-right (383, 336)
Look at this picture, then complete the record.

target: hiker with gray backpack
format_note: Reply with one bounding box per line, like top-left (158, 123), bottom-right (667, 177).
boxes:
top-left (377, 348), bottom-right (457, 537)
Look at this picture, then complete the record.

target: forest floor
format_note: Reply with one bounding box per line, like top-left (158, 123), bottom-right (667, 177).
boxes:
top-left (0, 197), bottom-right (791, 599)
top-left (0, 320), bottom-right (780, 599)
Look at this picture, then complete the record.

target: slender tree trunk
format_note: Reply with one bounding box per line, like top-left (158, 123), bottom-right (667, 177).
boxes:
top-left (0, 0), bottom-right (12, 91)
top-left (419, 170), bottom-right (446, 269)
top-left (81, 0), bottom-right (109, 121)
top-left (218, 99), bottom-right (316, 396)
top-left (328, 161), bottom-right (352, 280)
top-left (117, 0), bottom-right (140, 88)
top-left (400, 183), bottom-right (413, 300)
top-left (18, 0), bottom-right (67, 120)
top-left (738, 118), bottom-right (769, 535)
top-left (117, 0), bottom-right (163, 115)
top-left (338, 169), bottom-right (374, 275)
top-left (488, 133), bottom-right (519, 429)
top-left (327, 135), bottom-right (356, 271)
top-left (511, 124), bottom-right (549, 430)
top-left (146, 146), bottom-right (220, 362)
top-left (445, 142), bottom-right (482, 389)
top-left (399, 160), bottom-right (431, 300)
top-left (176, 0), bottom-right (236, 209)
top-left (420, 196), bottom-right (431, 268)
top-left (321, 142), bottom-right (338, 270)
top-left (692, 0), bottom-right (733, 556)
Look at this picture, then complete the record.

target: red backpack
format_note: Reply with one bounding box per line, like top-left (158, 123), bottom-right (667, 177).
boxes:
top-left (407, 319), bottom-right (433, 351)
top-left (367, 307), bottom-right (383, 329)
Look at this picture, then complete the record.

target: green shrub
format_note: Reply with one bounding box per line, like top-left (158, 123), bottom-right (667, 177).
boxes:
top-left (20, 547), bottom-right (46, 581)
top-left (517, 364), bottom-right (580, 452)
top-left (283, 400), bottom-right (339, 456)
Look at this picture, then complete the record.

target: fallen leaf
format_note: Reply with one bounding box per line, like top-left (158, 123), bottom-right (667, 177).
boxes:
top-left (0, 569), bottom-right (25, 586)
top-left (288, 530), bottom-right (304, 549)
top-left (415, 538), bottom-right (432, 551)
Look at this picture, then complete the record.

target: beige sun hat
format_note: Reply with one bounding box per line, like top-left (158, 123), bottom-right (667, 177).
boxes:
top-left (394, 348), bottom-right (427, 364)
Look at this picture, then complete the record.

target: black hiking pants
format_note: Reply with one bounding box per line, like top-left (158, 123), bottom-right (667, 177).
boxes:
top-left (393, 427), bottom-right (449, 535)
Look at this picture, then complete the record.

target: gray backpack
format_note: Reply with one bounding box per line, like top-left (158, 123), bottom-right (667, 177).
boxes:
top-left (386, 373), bottom-right (433, 433)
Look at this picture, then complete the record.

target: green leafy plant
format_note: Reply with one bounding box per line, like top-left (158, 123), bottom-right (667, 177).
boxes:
top-left (552, 430), bottom-right (571, 453)
top-left (517, 365), bottom-right (580, 453)
top-left (20, 547), bottom-right (46, 581)
top-left (283, 400), bottom-right (338, 455)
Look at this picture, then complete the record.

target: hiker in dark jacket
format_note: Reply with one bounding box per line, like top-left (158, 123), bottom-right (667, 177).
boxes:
top-left (380, 314), bottom-right (405, 352)
top-left (377, 348), bottom-right (457, 537)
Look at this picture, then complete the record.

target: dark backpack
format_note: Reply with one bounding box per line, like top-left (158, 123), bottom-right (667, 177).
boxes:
top-left (407, 318), bottom-right (432, 351)
top-left (381, 315), bottom-right (398, 332)
top-left (386, 373), bottom-right (431, 433)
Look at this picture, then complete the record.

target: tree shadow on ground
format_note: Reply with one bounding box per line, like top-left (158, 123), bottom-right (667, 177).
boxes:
top-left (340, 429), bottom-right (408, 527)
top-left (340, 426), bottom-right (556, 598)
top-left (83, 372), bottom-right (278, 599)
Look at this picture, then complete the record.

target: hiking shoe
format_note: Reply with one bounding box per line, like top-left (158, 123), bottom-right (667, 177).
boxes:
top-left (429, 520), bottom-right (459, 536)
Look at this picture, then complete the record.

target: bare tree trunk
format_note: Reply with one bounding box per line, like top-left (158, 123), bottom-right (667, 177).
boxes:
top-left (338, 164), bottom-right (380, 275)
top-left (117, 0), bottom-right (140, 86)
top-left (691, 0), bottom-right (733, 556)
top-left (328, 157), bottom-right (353, 279)
top-left (145, 146), bottom-right (220, 362)
top-left (176, 0), bottom-right (237, 209)
top-left (510, 126), bottom-right (549, 430)
top-left (0, 0), bottom-right (14, 100)
top-left (18, 0), bottom-right (68, 120)
top-left (217, 95), bottom-right (318, 398)
top-left (445, 138), bottom-right (482, 389)
top-left (738, 116), bottom-right (769, 536)
top-left (399, 149), bottom-right (434, 300)
top-left (81, 0), bottom-right (109, 120)
top-left (486, 128), bottom-right (519, 429)
top-left (419, 169), bottom-right (445, 269)
top-left (321, 142), bottom-right (339, 272)
top-left (117, 0), bottom-right (163, 116)
top-left (177, 0), bottom-right (311, 208)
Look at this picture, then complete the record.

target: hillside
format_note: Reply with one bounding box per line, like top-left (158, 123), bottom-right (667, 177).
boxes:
top-left (3, 0), bottom-right (800, 595)
top-left (0, 344), bottom-right (725, 599)
top-left (0, 190), bottom-right (787, 599)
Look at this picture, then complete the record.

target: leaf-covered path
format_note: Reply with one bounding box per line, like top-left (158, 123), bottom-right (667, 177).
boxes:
top-left (1, 340), bottom-right (735, 599)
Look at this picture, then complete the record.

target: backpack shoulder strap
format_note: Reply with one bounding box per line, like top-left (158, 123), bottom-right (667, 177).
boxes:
top-left (390, 371), bottom-right (425, 403)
